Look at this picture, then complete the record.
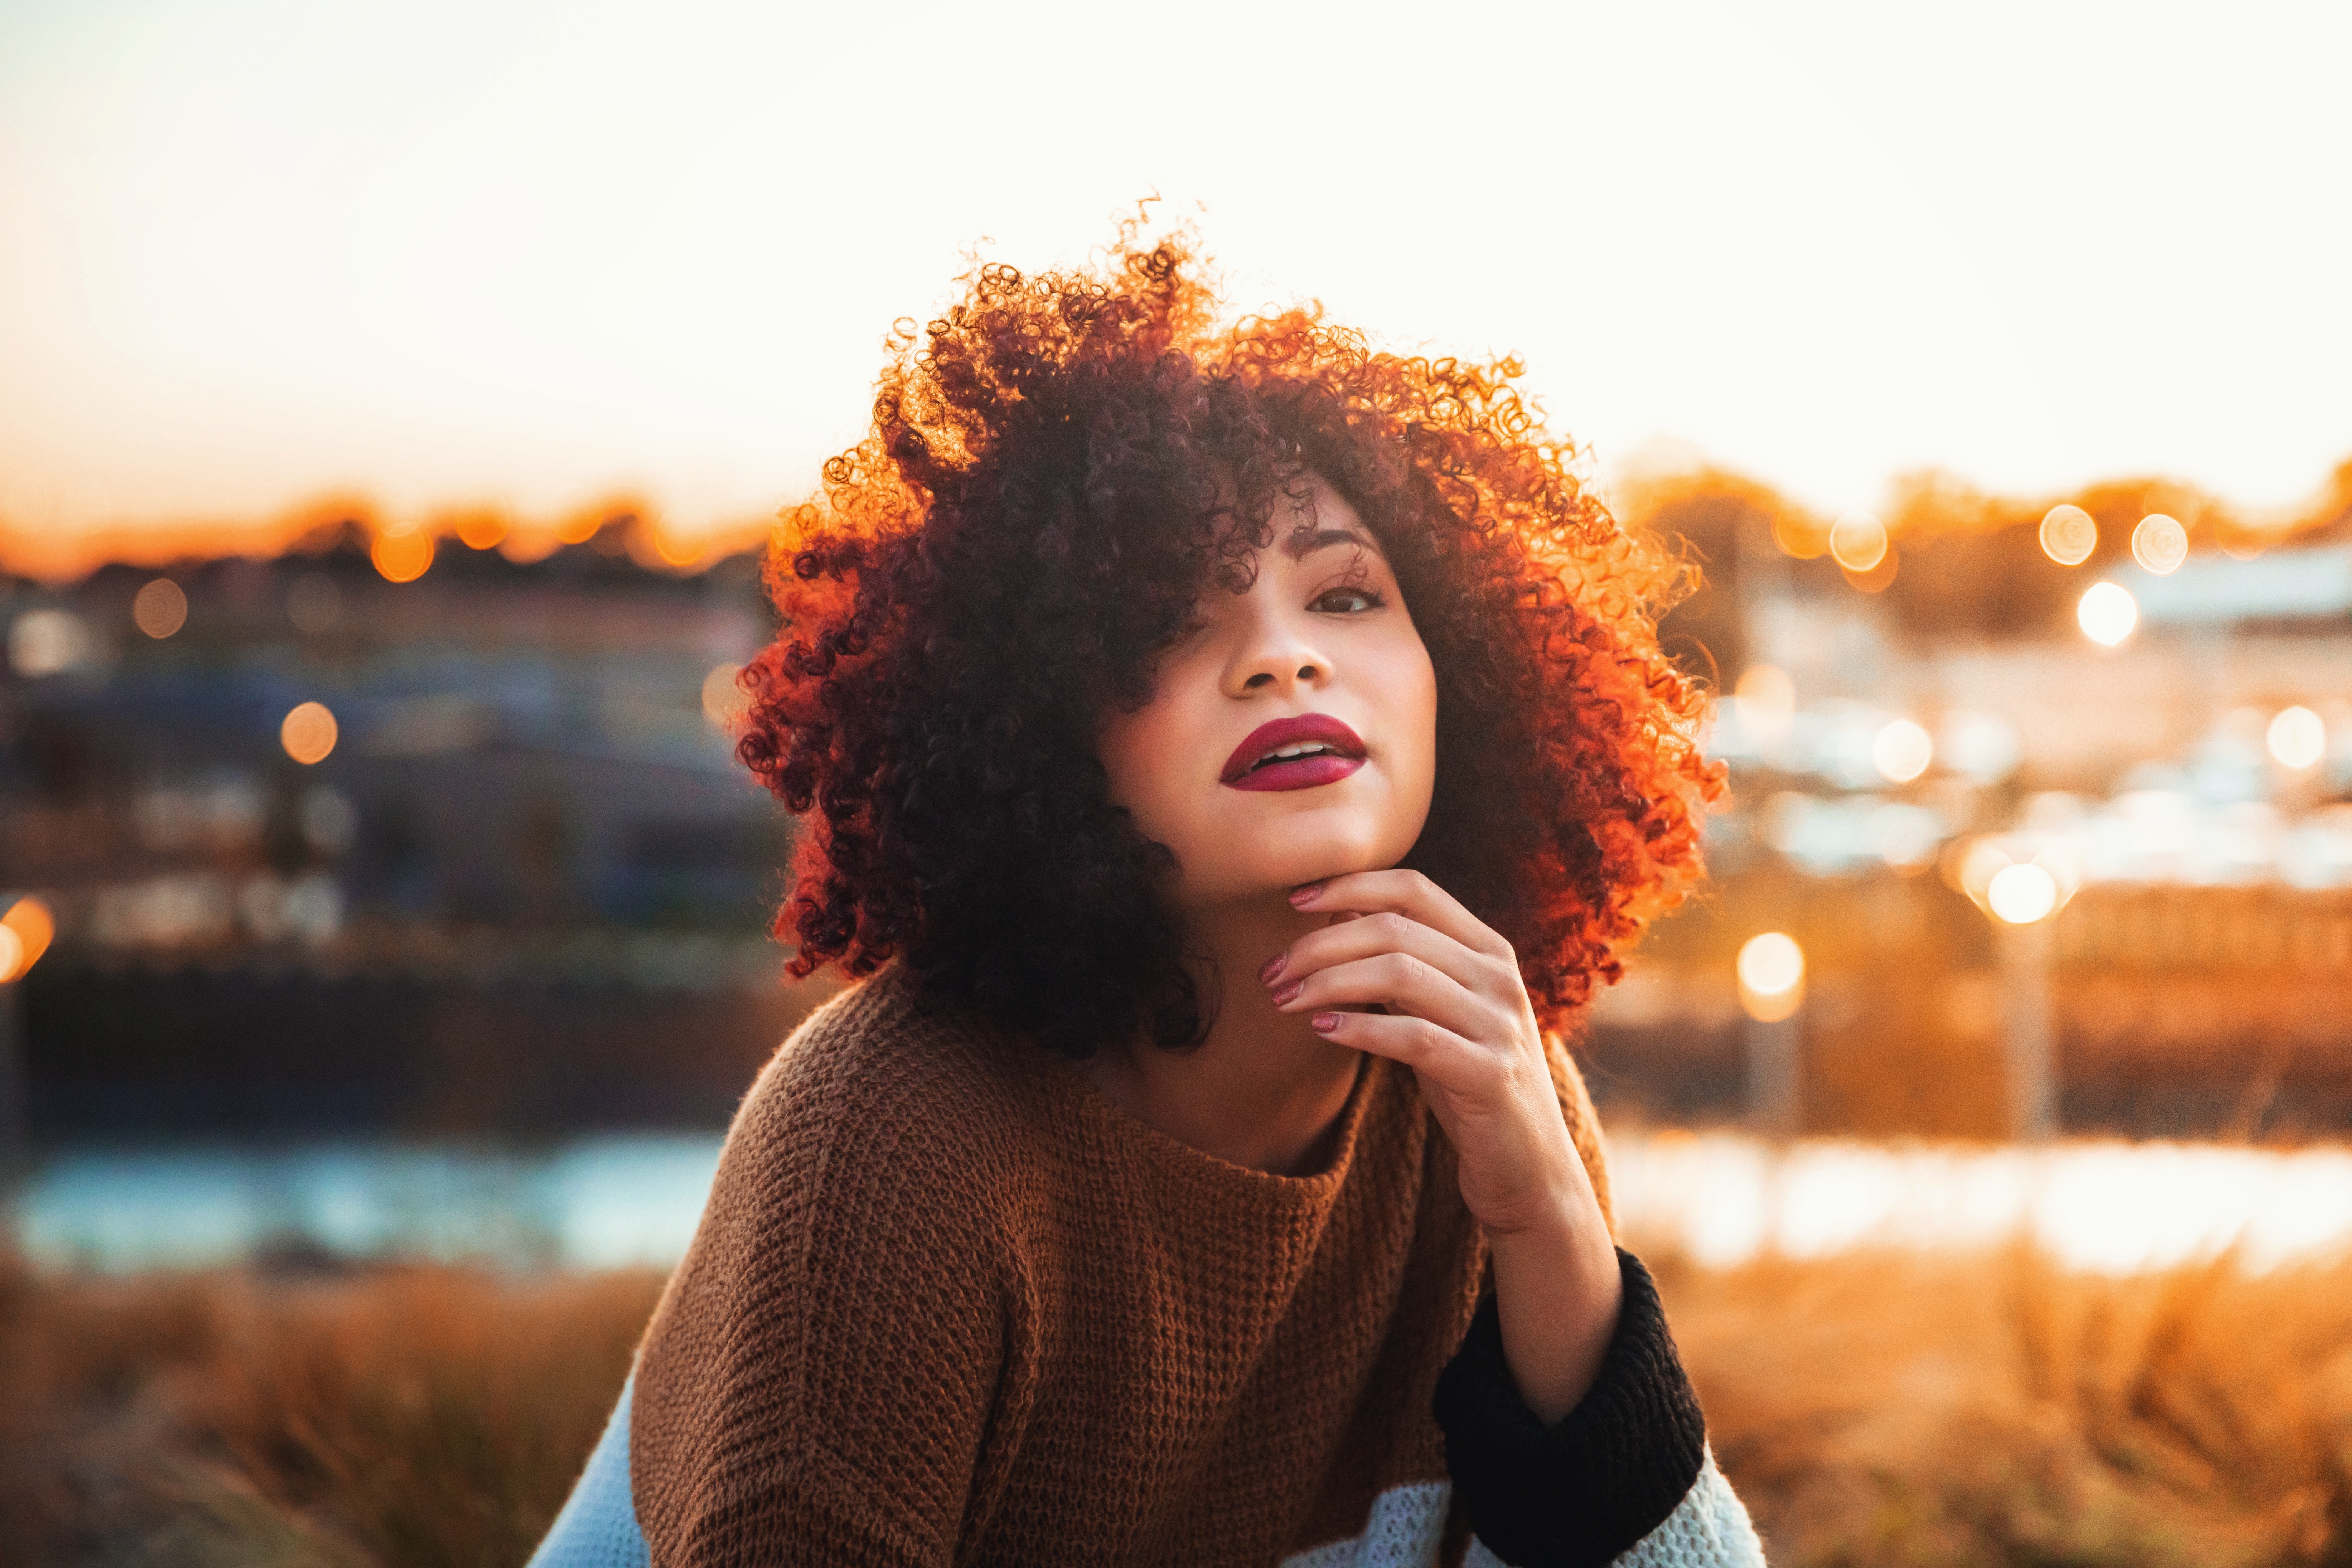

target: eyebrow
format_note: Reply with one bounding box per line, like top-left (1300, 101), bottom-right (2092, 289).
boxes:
top-left (1281, 525), bottom-right (1381, 562)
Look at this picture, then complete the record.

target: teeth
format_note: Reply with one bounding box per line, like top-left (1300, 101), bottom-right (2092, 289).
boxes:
top-left (1258, 742), bottom-right (1333, 767)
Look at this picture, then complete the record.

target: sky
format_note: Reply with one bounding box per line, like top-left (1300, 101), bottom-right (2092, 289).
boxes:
top-left (3, 0), bottom-right (2349, 568)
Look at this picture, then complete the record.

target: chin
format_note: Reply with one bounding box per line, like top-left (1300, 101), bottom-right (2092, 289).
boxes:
top-left (1267, 830), bottom-right (1410, 891)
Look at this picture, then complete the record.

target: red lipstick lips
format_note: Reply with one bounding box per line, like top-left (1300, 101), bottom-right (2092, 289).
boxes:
top-left (1220, 714), bottom-right (1367, 792)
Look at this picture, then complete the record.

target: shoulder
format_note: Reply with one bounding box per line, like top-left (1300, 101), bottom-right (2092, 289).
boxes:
top-left (630, 972), bottom-right (1046, 1553)
top-left (726, 968), bottom-right (1046, 1215)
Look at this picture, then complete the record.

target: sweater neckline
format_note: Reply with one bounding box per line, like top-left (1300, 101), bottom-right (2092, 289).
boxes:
top-left (1026, 1042), bottom-right (1387, 1208)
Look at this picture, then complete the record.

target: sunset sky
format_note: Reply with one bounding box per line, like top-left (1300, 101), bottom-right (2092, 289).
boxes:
top-left (3, 0), bottom-right (2348, 570)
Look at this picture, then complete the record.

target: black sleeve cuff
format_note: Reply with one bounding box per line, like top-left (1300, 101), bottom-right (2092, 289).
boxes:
top-left (1432, 1248), bottom-right (1706, 1568)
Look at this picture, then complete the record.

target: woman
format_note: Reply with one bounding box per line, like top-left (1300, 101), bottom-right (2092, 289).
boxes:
top-left (532, 227), bottom-right (1760, 1567)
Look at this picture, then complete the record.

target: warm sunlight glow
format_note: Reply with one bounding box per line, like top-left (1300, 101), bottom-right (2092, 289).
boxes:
top-left (2077, 582), bottom-right (2138, 646)
top-left (280, 701), bottom-right (339, 765)
top-left (2268, 706), bottom-right (2326, 771)
top-left (371, 528), bottom-right (435, 583)
top-left (1828, 512), bottom-right (1889, 572)
top-left (132, 577), bottom-right (188, 638)
top-left (1872, 719), bottom-right (1933, 783)
top-left (1986, 862), bottom-right (2060, 924)
top-left (2038, 504), bottom-right (2098, 566)
top-left (1737, 932), bottom-right (1806, 1022)
top-left (2131, 513), bottom-right (2188, 575)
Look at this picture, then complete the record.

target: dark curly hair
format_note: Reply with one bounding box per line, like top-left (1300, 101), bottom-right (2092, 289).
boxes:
top-left (736, 225), bottom-right (1722, 1060)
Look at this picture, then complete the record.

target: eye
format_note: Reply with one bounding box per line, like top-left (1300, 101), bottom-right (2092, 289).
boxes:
top-left (1311, 586), bottom-right (1383, 614)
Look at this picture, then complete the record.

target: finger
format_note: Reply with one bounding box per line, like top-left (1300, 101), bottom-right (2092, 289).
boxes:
top-left (1272, 910), bottom-right (1498, 999)
top-left (1306, 1008), bottom-right (1489, 1088)
top-left (1290, 869), bottom-right (1512, 961)
top-left (1276, 950), bottom-right (1500, 1043)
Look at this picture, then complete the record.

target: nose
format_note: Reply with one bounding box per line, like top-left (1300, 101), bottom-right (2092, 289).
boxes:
top-left (1220, 598), bottom-right (1329, 699)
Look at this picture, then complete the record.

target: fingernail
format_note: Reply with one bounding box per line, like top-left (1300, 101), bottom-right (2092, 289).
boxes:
top-left (1310, 1012), bottom-right (1343, 1033)
top-left (1288, 882), bottom-right (1324, 906)
top-left (1258, 952), bottom-right (1287, 985)
top-left (1270, 979), bottom-right (1303, 1006)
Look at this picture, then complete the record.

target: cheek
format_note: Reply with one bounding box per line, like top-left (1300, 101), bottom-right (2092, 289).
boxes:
top-left (1096, 701), bottom-right (1187, 827)
top-left (1386, 637), bottom-right (1441, 802)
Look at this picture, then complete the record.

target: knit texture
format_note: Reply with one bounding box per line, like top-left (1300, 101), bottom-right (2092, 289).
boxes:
top-left (625, 971), bottom-right (1697, 1567)
top-left (1433, 1255), bottom-right (1707, 1566)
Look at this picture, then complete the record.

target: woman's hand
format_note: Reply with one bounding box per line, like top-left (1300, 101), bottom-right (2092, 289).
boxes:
top-left (1264, 868), bottom-right (1622, 1420)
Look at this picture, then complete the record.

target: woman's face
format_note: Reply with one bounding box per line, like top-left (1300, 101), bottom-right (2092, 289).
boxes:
top-left (1098, 476), bottom-right (1439, 916)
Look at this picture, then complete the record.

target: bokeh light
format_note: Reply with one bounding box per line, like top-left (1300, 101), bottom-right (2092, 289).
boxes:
top-left (132, 578), bottom-right (188, 638)
top-left (1737, 932), bottom-right (1806, 1022)
top-left (7, 608), bottom-right (93, 676)
top-left (280, 701), bottom-right (340, 764)
top-left (2077, 581), bottom-right (2138, 646)
top-left (1872, 718), bottom-right (1934, 783)
top-left (2131, 513), bottom-right (2188, 575)
top-left (1839, 543), bottom-right (1900, 594)
top-left (653, 527), bottom-right (705, 568)
top-left (2268, 706), bottom-right (2326, 770)
top-left (701, 662), bottom-right (752, 730)
top-left (1734, 663), bottom-right (1796, 717)
top-left (371, 527), bottom-right (435, 583)
top-left (1771, 512), bottom-right (1832, 560)
top-left (1, 895), bottom-right (56, 981)
top-left (2038, 504), bottom-right (2098, 566)
top-left (1986, 862), bottom-right (2060, 924)
top-left (1828, 512), bottom-right (1889, 572)
top-left (451, 509), bottom-right (509, 551)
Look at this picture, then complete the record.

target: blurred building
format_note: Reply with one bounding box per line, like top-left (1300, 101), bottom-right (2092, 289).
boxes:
top-left (2, 520), bottom-right (819, 1137)
top-left (1588, 487), bottom-right (2352, 1140)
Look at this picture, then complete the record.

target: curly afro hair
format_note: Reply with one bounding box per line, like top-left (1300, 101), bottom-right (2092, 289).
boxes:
top-left (736, 225), bottom-right (1723, 1060)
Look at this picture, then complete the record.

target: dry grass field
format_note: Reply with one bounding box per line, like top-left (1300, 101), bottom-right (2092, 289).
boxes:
top-left (3, 1244), bottom-right (2349, 1567)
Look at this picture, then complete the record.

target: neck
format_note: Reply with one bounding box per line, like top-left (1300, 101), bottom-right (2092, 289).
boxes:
top-left (1083, 895), bottom-right (1366, 1176)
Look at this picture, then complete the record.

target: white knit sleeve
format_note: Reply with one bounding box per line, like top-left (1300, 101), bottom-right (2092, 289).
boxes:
top-left (1460, 1450), bottom-right (1765, 1568)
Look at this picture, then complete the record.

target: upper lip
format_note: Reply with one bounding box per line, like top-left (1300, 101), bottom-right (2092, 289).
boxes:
top-left (1219, 714), bottom-right (1367, 784)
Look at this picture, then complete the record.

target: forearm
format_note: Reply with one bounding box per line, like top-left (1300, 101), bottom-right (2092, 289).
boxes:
top-left (1483, 1170), bottom-right (1623, 1424)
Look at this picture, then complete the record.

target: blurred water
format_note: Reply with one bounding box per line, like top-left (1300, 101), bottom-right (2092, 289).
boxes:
top-left (1612, 1132), bottom-right (2352, 1275)
top-left (11, 1134), bottom-right (724, 1272)
top-left (11, 1131), bottom-right (2352, 1276)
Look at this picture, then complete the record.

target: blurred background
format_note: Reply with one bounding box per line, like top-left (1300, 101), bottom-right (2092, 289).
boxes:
top-left (5, 2), bottom-right (2352, 1564)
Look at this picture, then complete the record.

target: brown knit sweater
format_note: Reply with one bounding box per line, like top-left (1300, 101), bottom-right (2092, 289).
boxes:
top-left (623, 970), bottom-right (1701, 1568)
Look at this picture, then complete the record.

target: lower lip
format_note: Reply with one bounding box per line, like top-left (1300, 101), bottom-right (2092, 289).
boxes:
top-left (1226, 754), bottom-right (1366, 792)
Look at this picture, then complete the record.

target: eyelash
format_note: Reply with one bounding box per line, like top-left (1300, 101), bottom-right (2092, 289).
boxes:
top-left (1312, 587), bottom-right (1383, 614)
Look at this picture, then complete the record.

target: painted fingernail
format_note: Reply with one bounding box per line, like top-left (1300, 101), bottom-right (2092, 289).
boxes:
top-left (1288, 882), bottom-right (1324, 906)
top-left (1310, 1013), bottom-right (1343, 1033)
top-left (1258, 952), bottom-right (1287, 985)
top-left (1270, 979), bottom-right (1304, 1006)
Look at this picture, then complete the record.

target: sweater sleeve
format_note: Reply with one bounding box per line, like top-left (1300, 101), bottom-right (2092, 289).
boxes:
top-left (625, 998), bottom-right (1027, 1568)
top-left (1433, 1250), bottom-right (1763, 1568)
